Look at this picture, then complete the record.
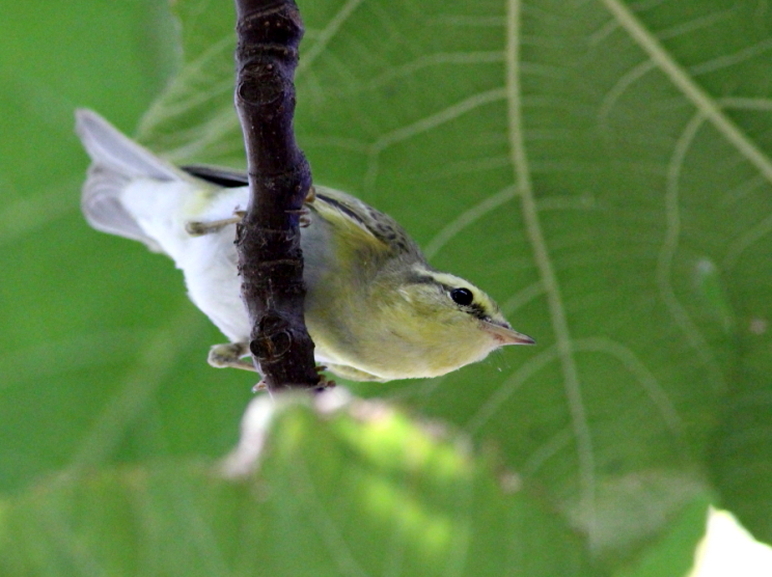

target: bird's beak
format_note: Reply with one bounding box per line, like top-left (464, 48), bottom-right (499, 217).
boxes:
top-left (482, 321), bottom-right (536, 346)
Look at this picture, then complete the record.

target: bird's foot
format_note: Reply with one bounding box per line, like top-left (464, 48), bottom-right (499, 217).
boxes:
top-left (207, 342), bottom-right (256, 371)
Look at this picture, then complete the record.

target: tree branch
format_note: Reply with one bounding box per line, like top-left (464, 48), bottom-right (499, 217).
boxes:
top-left (233, 0), bottom-right (320, 392)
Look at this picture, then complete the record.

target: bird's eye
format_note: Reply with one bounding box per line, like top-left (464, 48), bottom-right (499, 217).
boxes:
top-left (450, 287), bottom-right (474, 306)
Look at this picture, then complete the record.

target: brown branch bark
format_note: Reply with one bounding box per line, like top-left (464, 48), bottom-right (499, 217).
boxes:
top-left (233, 0), bottom-right (320, 392)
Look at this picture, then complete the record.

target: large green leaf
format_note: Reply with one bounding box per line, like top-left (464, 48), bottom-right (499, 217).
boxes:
top-left (140, 0), bottom-right (771, 557)
top-left (0, 398), bottom-right (596, 576)
top-left (1, 0), bottom-right (770, 574)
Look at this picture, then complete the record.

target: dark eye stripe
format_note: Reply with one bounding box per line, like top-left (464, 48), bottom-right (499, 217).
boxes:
top-left (464, 302), bottom-right (489, 321)
top-left (404, 272), bottom-right (438, 285)
top-left (441, 285), bottom-right (488, 320)
top-left (404, 273), bottom-right (492, 321)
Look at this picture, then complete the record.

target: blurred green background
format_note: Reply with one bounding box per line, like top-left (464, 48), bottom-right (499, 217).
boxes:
top-left (0, 0), bottom-right (254, 494)
top-left (2, 1), bottom-right (771, 575)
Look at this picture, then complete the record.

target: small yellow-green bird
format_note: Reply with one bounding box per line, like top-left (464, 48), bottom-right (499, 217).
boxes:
top-left (76, 109), bottom-right (534, 382)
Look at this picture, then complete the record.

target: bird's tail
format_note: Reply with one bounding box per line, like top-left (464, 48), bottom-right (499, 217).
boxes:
top-left (75, 109), bottom-right (184, 251)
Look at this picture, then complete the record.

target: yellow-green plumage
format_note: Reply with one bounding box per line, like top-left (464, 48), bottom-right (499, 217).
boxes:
top-left (299, 188), bottom-right (533, 381)
top-left (76, 109), bottom-right (534, 383)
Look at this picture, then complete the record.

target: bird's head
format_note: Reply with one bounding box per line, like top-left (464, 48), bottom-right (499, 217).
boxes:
top-left (367, 266), bottom-right (535, 379)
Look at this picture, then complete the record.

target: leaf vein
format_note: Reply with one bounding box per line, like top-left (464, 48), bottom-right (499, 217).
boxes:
top-left (506, 0), bottom-right (597, 535)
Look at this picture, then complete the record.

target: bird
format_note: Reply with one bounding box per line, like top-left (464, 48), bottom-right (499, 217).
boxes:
top-left (75, 109), bottom-right (534, 383)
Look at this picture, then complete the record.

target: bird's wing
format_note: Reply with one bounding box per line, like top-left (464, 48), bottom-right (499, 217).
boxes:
top-left (312, 187), bottom-right (425, 263)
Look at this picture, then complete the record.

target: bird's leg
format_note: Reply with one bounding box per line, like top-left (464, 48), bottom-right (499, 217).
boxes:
top-left (208, 342), bottom-right (270, 393)
top-left (207, 341), bottom-right (256, 371)
top-left (186, 210), bottom-right (246, 236)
